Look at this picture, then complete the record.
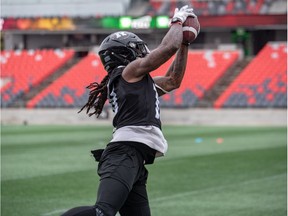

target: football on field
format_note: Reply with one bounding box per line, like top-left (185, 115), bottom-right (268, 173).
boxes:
top-left (182, 16), bottom-right (200, 45)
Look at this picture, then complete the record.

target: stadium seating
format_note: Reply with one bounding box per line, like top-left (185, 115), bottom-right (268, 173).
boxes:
top-left (152, 50), bottom-right (240, 107)
top-left (26, 50), bottom-right (239, 108)
top-left (214, 42), bottom-right (287, 108)
top-left (1, 49), bottom-right (74, 107)
top-left (146, 0), bottom-right (287, 16)
top-left (26, 53), bottom-right (107, 108)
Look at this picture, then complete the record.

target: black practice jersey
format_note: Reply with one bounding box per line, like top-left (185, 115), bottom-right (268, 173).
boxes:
top-left (108, 66), bottom-right (162, 129)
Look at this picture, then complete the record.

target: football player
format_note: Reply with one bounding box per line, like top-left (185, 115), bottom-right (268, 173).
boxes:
top-left (62, 5), bottom-right (195, 216)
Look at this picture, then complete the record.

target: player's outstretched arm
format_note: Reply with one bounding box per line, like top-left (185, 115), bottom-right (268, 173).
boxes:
top-left (122, 5), bottom-right (194, 83)
top-left (122, 24), bottom-right (182, 83)
top-left (153, 44), bottom-right (189, 96)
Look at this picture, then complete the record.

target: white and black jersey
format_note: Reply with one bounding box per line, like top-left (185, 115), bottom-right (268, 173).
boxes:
top-left (108, 66), bottom-right (168, 156)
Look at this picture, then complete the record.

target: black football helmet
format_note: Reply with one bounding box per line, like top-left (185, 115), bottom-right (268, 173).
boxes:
top-left (98, 31), bottom-right (150, 72)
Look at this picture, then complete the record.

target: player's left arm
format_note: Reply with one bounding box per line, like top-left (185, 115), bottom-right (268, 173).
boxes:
top-left (153, 44), bottom-right (189, 96)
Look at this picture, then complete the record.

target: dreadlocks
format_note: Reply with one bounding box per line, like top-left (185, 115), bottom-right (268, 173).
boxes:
top-left (78, 75), bottom-right (110, 117)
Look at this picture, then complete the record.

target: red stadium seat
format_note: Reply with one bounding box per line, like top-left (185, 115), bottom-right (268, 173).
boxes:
top-left (27, 53), bottom-right (106, 108)
top-left (1, 49), bottom-right (74, 107)
top-left (151, 50), bottom-right (240, 107)
top-left (27, 50), bottom-right (239, 108)
top-left (214, 42), bottom-right (287, 108)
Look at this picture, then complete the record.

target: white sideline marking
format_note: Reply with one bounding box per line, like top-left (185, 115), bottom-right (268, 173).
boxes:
top-left (151, 174), bottom-right (284, 203)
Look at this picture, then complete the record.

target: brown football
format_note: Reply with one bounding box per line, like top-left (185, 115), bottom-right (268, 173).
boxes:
top-left (182, 16), bottom-right (200, 45)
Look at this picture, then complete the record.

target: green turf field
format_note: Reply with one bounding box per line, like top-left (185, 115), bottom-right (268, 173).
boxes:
top-left (1, 125), bottom-right (287, 216)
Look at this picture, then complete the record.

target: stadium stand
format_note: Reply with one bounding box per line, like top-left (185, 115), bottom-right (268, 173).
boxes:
top-left (153, 50), bottom-right (240, 107)
top-left (146, 0), bottom-right (287, 16)
top-left (26, 50), bottom-right (239, 108)
top-left (26, 53), bottom-right (106, 108)
top-left (3, 0), bottom-right (286, 18)
top-left (1, 49), bottom-right (74, 107)
top-left (214, 42), bottom-right (287, 108)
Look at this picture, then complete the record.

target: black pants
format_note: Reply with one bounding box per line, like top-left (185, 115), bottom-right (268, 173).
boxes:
top-left (96, 142), bottom-right (151, 216)
top-left (61, 142), bottom-right (152, 216)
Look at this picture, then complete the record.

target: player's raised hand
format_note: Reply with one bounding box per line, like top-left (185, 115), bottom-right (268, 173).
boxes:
top-left (171, 5), bottom-right (196, 24)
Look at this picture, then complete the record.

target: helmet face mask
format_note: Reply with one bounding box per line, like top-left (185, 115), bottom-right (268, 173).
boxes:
top-left (98, 31), bottom-right (150, 72)
top-left (128, 42), bottom-right (150, 58)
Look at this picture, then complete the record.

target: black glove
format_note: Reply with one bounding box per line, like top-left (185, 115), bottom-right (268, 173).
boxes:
top-left (91, 149), bottom-right (104, 162)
